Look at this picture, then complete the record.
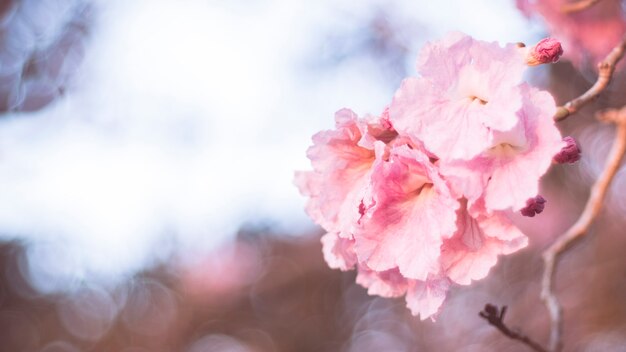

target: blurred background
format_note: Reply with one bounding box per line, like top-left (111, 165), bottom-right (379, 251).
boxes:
top-left (0, 0), bottom-right (625, 351)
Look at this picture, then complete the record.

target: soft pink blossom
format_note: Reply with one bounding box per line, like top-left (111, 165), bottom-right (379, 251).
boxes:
top-left (441, 201), bottom-right (528, 285)
top-left (295, 108), bottom-right (396, 236)
top-left (440, 84), bottom-right (564, 212)
top-left (390, 33), bottom-right (527, 161)
top-left (297, 31), bottom-right (558, 321)
top-left (354, 143), bottom-right (459, 281)
top-left (517, 0), bottom-right (626, 67)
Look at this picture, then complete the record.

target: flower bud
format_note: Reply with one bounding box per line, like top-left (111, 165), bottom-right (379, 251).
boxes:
top-left (520, 195), bottom-right (546, 217)
top-left (526, 38), bottom-right (563, 66)
top-left (553, 136), bottom-right (581, 164)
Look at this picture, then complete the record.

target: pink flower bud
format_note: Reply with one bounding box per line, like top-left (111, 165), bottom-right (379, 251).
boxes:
top-left (527, 38), bottom-right (563, 66)
top-left (553, 136), bottom-right (581, 164)
top-left (520, 195), bottom-right (546, 217)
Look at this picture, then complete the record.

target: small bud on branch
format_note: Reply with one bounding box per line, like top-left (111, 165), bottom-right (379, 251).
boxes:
top-left (527, 38), bottom-right (563, 66)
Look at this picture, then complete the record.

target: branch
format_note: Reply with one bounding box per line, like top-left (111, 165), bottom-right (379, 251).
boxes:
top-left (554, 33), bottom-right (626, 122)
top-left (560, 0), bottom-right (603, 13)
top-left (479, 304), bottom-right (547, 352)
top-left (541, 107), bottom-right (626, 352)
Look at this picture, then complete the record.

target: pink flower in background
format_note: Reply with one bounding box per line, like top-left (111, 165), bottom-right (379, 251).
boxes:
top-left (390, 32), bottom-right (526, 161)
top-left (517, 0), bottom-right (626, 67)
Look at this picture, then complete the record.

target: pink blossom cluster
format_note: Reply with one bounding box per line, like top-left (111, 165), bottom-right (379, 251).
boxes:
top-left (295, 33), bottom-right (565, 320)
top-left (517, 0), bottom-right (626, 67)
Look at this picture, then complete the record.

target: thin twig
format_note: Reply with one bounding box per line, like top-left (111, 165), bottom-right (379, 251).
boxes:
top-left (479, 304), bottom-right (548, 352)
top-left (560, 0), bottom-right (603, 13)
top-left (554, 33), bottom-right (626, 122)
top-left (541, 107), bottom-right (626, 352)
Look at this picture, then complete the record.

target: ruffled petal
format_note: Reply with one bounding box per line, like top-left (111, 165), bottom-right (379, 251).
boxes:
top-left (356, 267), bottom-right (408, 298)
top-left (441, 202), bottom-right (527, 285)
top-left (391, 34), bottom-right (528, 162)
top-left (321, 232), bottom-right (357, 271)
top-left (484, 85), bottom-right (563, 211)
top-left (354, 145), bottom-right (459, 280)
top-left (295, 109), bottom-right (378, 234)
top-left (405, 277), bottom-right (451, 320)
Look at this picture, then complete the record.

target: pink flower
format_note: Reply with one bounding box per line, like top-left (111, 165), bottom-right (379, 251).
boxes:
top-left (441, 200), bottom-right (527, 285)
top-left (517, 0), bottom-right (626, 67)
top-left (295, 108), bottom-right (397, 236)
top-left (297, 31), bottom-right (556, 321)
top-left (440, 84), bottom-right (564, 212)
top-left (390, 33), bottom-right (527, 161)
top-left (342, 197), bottom-right (527, 320)
top-left (354, 143), bottom-right (459, 281)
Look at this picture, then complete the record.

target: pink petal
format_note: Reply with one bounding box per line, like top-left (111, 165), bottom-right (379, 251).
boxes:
top-left (356, 267), bottom-right (408, 298)
top-left (321, 232), bottom-right (357, 271)
top-left (441, 202), bottom-right (527, 285)
top-left (405, 277), bottom-right (451, 320)
top-left (390, 77), bottom-right (492, 160)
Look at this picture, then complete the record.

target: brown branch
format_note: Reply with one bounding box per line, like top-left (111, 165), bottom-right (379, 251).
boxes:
top-left (560, 0), bottom-right (603, 13)
top-left (554, 33), bottom-right (626, 122)
top-left (541, 107), bottom-right (626, 352)
top-left (479, 304), bottom-right (547, 352)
